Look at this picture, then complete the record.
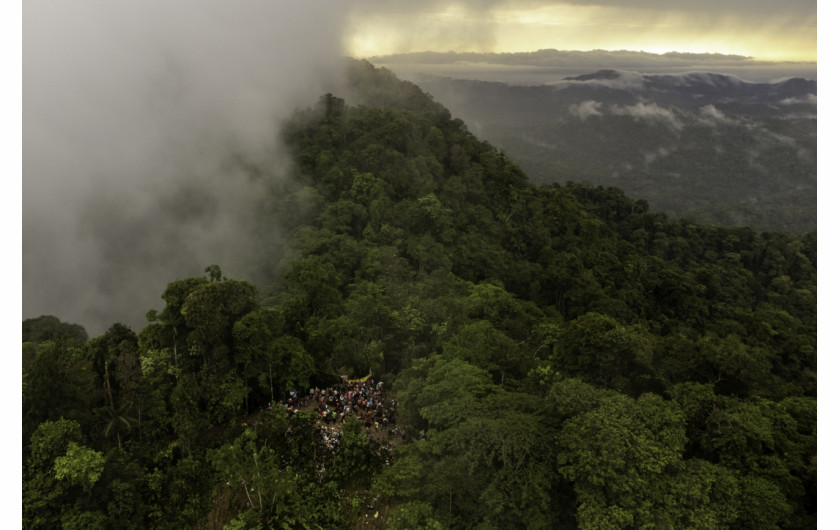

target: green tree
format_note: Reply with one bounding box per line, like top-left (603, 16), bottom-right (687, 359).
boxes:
top-left (556, 392), bottom-right (691, 528)
top-left (381, 356), bottom-right (571, 528)
top-left (233, 309), bottom-right (314, 406)
top-left (23, 340), bottom-right (97, 444)
top-left (53, 442), bottom-right (106, 491)
top-left (24, 418), bottom-right (85, 528)
top-left (325, 417), bottom-right (382, 488)
top-left (551, 312), bottom-right (656, 393)
top-left (23, 315), bottom-right (88, 344)
top-left (86, 324), bottom-right (141, 448)
top-left (386, 501), bottom-right (445, 530)
top-left (442, 320), bottom-right (526, 382)
top-left (92, 401), bottom-right (139, 450)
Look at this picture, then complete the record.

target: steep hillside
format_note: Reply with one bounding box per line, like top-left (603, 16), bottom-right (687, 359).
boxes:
top-left (22, 60), bottom-right (816, 529)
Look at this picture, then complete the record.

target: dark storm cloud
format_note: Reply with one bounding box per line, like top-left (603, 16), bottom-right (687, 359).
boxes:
top-left (24, 1), bottom-right (348, 335)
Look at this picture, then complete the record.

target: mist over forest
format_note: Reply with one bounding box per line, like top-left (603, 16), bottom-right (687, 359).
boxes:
top-left (25, 28), bottom-right (817, 334)
top-left (24, 1), bottom-right (350, 334)
top-left (22, 59), bottom-right (817, 528)
top-left (22, 4), bottom-right (818, 528)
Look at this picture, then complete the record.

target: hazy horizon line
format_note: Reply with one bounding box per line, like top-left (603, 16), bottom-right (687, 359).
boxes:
top-left (366, 48), bottom-right (817, 65)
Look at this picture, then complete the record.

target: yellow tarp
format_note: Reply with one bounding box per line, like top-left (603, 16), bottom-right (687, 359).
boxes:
top-left (347, 371), bottom-right (373, 383)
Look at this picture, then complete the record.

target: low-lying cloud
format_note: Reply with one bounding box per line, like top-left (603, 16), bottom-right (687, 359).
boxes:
top-left (24, 1), bottom-right (348, 334)
top-left (697, 104), bottom-right (733, 125)
top-left (566, 99), bottom-right (688, 131)
top-left (611, 102), bottom-right (683, 130)
top-left (779, 94), bottom-right (817, 106)
top-left (643, 146), bottom-right (673, 167)
top-left (568, 100), bottom-right (604, 120)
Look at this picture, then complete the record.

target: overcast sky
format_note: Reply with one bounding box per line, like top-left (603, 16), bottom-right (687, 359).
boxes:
top-left (344, 0), bottom-right (817, 60)
top-left (21, 1), bottom-right (820, 335)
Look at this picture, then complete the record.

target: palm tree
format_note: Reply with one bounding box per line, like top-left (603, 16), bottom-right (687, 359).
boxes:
top-left (93, 401), bottom-right (139, 449)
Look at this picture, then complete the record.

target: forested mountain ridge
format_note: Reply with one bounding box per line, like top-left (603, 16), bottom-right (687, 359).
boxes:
top-left (23, 60), bottom-right (816, 528)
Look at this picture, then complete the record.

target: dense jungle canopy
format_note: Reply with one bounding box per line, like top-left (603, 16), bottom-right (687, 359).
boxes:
top-left (22, 60), bottom-right (816, 529)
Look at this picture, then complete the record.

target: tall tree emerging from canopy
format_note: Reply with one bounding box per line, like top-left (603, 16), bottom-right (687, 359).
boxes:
top-left (140, 267), bottom-right (261, 447)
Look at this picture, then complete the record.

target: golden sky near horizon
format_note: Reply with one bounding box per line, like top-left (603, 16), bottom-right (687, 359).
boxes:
top-left (344, 2), bottom-right (817, 62)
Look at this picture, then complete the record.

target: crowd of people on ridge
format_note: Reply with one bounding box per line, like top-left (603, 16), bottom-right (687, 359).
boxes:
top-left (269, 378), bottom-right (402, 436)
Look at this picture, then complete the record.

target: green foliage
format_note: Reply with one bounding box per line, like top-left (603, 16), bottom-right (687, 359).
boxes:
top-left (28, 418), bottom-right (84, 471)
top-left (735, 474), bottom-right (793, 529)
top-left (387, 501), bottom-right (445, 530)
top-left (205, 263), bottom-right (223, 282)
top-left (59, 510), bottom-right (108, 530)
top-left (378, 356), bottom-right (571, 528)
top-left (21, 60), bottom-right (817, 529)
top-left (443, 319), bottom-right (526, 382)
top-left (557, 393), bottom-right (687, 490)
top-left (53, 443), bottom-right (106, 491)
top-left (555, 392), bottom-right (753, 529)
top-left (205, 409), bottom-right (354, 529)
top-left (325, 417), bottom-right (382, 487)
top-left (92, 401), bottom-right (139, 450)
top-left (23, 315), bottom-right (88, 344)
top-left (24, 419), bottom-right (85, 529)
top-left (551, 312), bottom-right (656, 393)
top-left (23, 340), bottom-right (98, 444)
top-left (233, 309), bottom-right (315, 402)
top-left (181, 278), bottom-right (257, 352)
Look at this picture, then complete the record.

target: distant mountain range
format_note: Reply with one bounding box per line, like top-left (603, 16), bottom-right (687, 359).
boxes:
top-left (370, 49), bottom-right (817, 84)
top-left (375, 64), bottom-right (816, 232)
top-left (370, 49), bottom-right (811, 69)
top-left (563, 69), bottom-right (815, 104)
